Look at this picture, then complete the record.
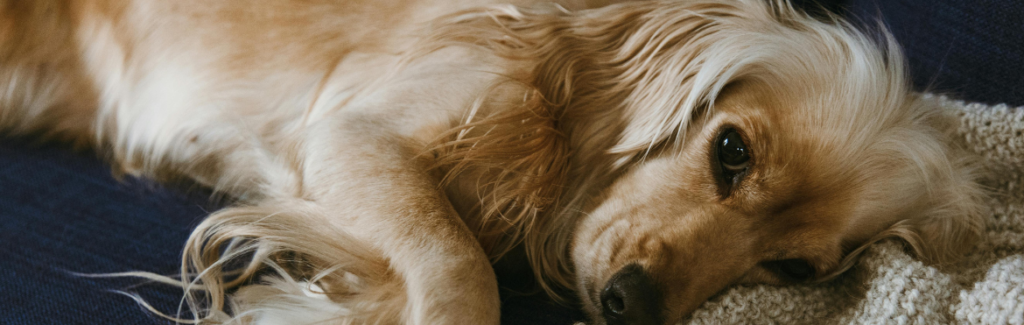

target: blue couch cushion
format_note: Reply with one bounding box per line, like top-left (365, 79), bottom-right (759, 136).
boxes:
top-left (848, 0), bottom-right (1024, 106)
top-left (0, 140), bottom-right (207, 324)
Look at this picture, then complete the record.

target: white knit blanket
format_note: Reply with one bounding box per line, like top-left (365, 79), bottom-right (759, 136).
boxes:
top-left (665, 97), bottom-right (1024, 325)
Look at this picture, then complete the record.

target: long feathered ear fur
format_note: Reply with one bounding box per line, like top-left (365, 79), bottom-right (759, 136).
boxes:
top-left (893, 97), bottom-right (987, 266)
top-left (425, 0), bottom-right (792, 299)
top-left (820, 95), bottom-right (988, 281)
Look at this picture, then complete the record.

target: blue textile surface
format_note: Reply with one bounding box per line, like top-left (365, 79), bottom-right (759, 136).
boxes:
top-left (0, 140), bottom-right (583, 324)
top-left (848, 0), bottom-right (1024, 106)
top-left (0, 140), bottom-right (206, 324)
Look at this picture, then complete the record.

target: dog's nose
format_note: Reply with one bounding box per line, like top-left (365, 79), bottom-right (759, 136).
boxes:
top-left (600, 264), bottom-right (662, 325)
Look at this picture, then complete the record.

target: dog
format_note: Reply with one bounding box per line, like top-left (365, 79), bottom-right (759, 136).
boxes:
top-left (0, 0), bottom-right (986, 324)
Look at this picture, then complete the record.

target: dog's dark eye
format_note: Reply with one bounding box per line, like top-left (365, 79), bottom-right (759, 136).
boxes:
top-left (717, 129), bottom-right (750, 174)
top-left (762, 259), bottom-right (815, 282)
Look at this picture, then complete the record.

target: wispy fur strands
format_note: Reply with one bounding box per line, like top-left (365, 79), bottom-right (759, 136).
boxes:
top-left (820, 96), bottom-right (988, 281)
top-left (0, 1), bottom-right (96, 147)
top-left (175, 200), bottom-right (407, 324)
top-left (428, 84), bottom-right (569, 258)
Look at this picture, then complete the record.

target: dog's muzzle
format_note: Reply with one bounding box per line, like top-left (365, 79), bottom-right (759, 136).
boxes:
top-left (600, 264), bottom-right (663, 325)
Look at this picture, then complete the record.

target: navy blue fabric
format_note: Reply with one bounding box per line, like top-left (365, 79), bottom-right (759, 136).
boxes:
top-left (0, 140), bottom-right (583, 324)
top-left (847, 0), bottom-right (1024, 106)
top-left (0, 140), bottom-right (208, 324)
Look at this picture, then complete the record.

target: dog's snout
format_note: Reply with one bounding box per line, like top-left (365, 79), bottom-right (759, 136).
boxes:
top-left (600, 264), bottom-right (662, 325)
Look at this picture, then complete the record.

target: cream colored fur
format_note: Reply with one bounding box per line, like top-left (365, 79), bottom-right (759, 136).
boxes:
top-left (0, 1), bottom-right (985, 324)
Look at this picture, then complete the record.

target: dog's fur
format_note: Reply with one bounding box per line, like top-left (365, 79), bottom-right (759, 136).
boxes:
top-left (0, 0), bottom-right (986, 324)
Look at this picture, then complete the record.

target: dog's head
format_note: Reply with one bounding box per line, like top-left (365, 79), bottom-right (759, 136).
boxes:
top-left (432, 1), bottom-right (985, 324)
top-left (554, 2), bottom-right (985, 324)
top-left (570, 83), bottom-right (985, 324)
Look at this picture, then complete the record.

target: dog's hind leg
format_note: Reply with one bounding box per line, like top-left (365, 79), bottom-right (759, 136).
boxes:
top-left (0, 2), bottom-right (99, 147)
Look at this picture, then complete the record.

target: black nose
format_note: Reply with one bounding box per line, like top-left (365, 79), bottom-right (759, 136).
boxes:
top-left (600, 264), bottom-right (663, 325)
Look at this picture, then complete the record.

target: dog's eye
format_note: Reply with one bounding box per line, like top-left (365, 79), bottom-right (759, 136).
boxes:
top-left (717, 129), bottom-right (750, 173)
top-left (762, 259), bottom-right (815, 282)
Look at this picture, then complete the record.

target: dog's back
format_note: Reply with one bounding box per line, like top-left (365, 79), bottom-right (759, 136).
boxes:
top-left (0, 0), bottom-right (534, 192)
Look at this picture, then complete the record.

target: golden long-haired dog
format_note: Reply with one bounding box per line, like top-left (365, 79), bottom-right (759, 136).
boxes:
top-left (0, 0), bottom-right (985, 324)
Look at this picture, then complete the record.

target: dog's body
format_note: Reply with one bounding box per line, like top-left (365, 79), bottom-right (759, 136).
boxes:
top-left (0, 1), bottom-right (986, 324)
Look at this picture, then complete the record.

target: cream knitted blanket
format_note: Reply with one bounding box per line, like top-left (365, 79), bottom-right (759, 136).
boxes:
top-left (666, 97), bottom-right (1024, 325)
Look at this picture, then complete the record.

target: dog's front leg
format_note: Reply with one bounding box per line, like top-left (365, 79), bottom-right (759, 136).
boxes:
top-left (298, 114), bottom-right (500, 325)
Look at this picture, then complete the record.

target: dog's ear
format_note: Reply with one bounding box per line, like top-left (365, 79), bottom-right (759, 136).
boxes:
top-left (549, 2), bottom-right (812, 165)
top-left (430, 2), bottom-right (779, 159)
top-left (573, 2), bottom-right (762, 159)
top-left (893, 179), bottom-right (985, 266)
top-left (823, 102), bottom-right (986, 279)
top-left (838, 102), bottom-right (986, 273)
top-left (891, 104), bottom-right (987, 266)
